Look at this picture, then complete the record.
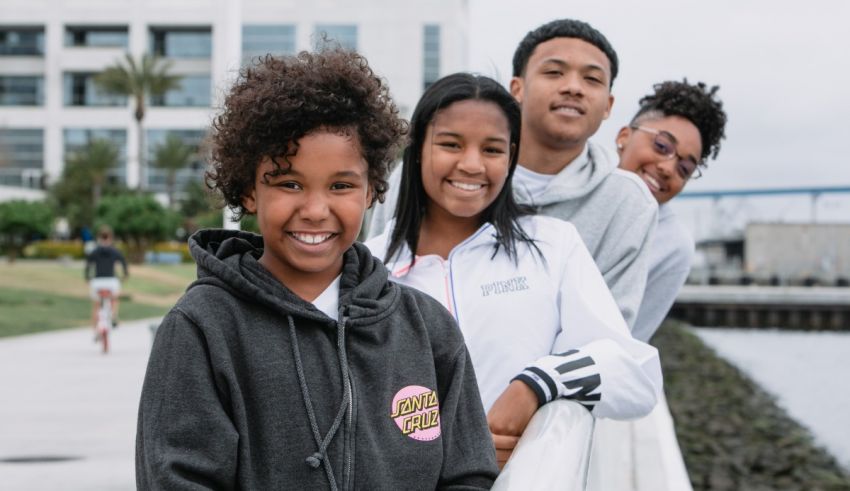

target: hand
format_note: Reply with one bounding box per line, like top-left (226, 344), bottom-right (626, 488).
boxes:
top-left (487, 380), bottom-right (539, 469)
top-left (492, 434), bottom-right (520, 470)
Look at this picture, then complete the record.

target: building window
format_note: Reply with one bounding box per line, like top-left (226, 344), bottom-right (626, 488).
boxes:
top-left (0, 76), bottom-right (44, 106)
top-left (63, 73), bottom-right (126, 107)
top-left (423, 25), bottom-right (440, 90)
top-left (0, 129), bottom-right (44, 187)
top-left (242, 25), bottom-right (296, 64)
top-left (314, 24), bottom-right (357, 51)
top-left (150, 27), bottom-right (212, 58)
top-left (63, 129), bottom-right (127, 183)
top-left (0, 27), bottom-right (45, 56)
top-left (64, 26), bottom-right (129, 48)
top-left (146, 129), bottom-right (207, 191)
top-left (151, 75), bottom-right (210, 107)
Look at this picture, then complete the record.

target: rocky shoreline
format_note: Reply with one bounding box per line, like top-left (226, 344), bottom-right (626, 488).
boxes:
top-left (652, 321), bottom-right (850, 490)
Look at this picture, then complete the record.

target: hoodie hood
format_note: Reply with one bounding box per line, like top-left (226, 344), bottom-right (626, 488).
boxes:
top-left (188, 228), bottom-right (397, 325)
top-left (514, 141), bottom-right (618, 206)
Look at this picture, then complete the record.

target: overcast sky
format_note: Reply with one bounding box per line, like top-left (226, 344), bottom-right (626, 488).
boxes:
top-left (467, 0), bottom-right (850, 196)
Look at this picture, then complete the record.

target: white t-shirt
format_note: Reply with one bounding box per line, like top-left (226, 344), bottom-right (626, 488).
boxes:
top-left (311, 275), bottom-right (341, 321)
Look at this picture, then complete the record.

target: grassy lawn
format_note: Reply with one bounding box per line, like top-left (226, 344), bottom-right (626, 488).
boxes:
top-left (0, 260), bottom-right (196, 338)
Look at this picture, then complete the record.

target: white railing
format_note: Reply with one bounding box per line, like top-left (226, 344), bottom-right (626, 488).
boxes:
top-left (493, 396), bottom-right (692, 491)
top-left (492, 400), bottom-right (594, 490)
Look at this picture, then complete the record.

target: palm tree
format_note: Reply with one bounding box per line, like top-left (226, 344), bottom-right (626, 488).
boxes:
top-left (153, 134), bottom-right (195, 209)
top-left (66, 138), bottom-right (120, 209)
top-left (95, 54), bottom-right (182, 190)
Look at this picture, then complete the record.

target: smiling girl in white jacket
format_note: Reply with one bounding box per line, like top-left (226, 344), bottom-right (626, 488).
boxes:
top-left (365, 73), bottom-right (662, 467)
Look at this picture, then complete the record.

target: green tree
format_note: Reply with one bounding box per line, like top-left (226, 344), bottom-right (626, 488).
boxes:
top-left (49, 139), bottom-right (126, 233)
top-left (153, 134), bottom-right (194, 209)
top-left (96, 194), bottom-right (180, 263)
top-left (194, 210), bottom-right (259, 234)
top-left (180, 180), bottom-right (214, 218)
top-left (69, 138), bottom-right (119, 209)
top-left (0, 200), bottom-right (53, 262)
top-left (179, 180), bottom-right (217, 236)
top-left (95, 54), bottom-right (182, 190)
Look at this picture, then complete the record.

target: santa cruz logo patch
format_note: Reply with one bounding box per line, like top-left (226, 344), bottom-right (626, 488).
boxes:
top-left (390, 385), bottom-right (441, 441)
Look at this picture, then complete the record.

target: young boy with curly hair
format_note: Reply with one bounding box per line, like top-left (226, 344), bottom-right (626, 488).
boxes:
top-left (136, 49), bottom-right (498, 489)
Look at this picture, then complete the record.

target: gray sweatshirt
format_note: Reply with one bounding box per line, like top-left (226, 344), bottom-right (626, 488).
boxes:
top-left (632, 204), bottom-right (694, 342)
top-left (511, 142), bottom-right (658, 329)
top-left (367, 142), bottom-right (657, 330)
top-left (136, 229), bottom-right (497, 490)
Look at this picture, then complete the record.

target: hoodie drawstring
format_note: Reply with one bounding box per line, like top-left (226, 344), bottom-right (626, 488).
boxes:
top-left (288, 314), bottom-right (352, 491)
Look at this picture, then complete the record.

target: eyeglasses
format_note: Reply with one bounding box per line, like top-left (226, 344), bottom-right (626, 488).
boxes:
top-left (630, 125), bottom-right (703, 180)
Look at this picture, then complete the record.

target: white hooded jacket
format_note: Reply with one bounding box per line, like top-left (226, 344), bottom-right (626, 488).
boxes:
top-left (366, 215), bottom-right (662, 420)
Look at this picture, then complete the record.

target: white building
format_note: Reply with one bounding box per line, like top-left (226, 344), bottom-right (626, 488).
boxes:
top-left (0, 0), bottom-right (469, 195)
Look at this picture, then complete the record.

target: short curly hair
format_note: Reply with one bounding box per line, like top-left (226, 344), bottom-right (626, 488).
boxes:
top-left (206, 49), bottom-right (407, 220)
top-left (512, 19), bottom-right (618, 88)
top-left (632, 80), bottom-right (728, 162)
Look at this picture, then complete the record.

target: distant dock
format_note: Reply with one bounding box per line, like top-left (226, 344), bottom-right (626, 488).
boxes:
top-left (671, 285), bottom-right (850, 330)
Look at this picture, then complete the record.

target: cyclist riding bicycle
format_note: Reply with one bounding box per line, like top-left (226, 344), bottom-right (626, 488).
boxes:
top-left (85, 225), bottom-right (128, 339)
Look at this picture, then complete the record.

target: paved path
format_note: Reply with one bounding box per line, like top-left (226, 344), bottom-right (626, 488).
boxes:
top-left (0, 319), bottom-right (160, 491)
top-left (694, 327), bottom-right (850, 471)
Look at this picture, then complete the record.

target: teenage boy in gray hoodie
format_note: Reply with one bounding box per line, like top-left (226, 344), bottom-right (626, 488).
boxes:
top-left (507, 19), bottom-right (657, 329)
top-left (136, 49), bottom-right (497, 490)
top-left (369, 20), bottom-right (656, 330)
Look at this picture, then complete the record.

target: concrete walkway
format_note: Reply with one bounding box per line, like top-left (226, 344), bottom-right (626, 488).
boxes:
top-left (0, 319), bottom-right (159, 491)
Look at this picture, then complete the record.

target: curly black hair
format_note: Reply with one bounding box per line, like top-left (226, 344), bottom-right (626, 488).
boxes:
top-left (512, 18), bottom-right (618, 87)
top-left (206, 49), bottom-right (407, 220)
top-left (632, 80), bottom-right (728, 162)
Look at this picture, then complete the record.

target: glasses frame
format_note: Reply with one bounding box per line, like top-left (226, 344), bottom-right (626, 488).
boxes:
top-left (629, 125), bottom-right (703, 180)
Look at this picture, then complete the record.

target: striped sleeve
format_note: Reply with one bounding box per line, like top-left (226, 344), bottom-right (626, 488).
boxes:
top-left (513, 348), bottom-right (601, 413)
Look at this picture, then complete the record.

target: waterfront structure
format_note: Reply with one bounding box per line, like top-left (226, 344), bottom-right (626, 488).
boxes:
top-left (0, 0), bottom-right (468, 195)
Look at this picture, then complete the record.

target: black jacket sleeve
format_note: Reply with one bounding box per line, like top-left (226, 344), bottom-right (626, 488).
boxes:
top-left (136, 310), bottom-right (239, 490)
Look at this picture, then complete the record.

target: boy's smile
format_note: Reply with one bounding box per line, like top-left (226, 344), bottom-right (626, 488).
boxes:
top-left (289, 232), bottom-right (336, 245)
top-left (511, 37), bottom-right (614, 153)
top-left (243, 129), bottom-right (371, 301)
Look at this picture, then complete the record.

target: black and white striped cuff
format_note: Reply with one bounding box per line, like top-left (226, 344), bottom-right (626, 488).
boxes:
top-left (513, 366), bottom-right (559, 407)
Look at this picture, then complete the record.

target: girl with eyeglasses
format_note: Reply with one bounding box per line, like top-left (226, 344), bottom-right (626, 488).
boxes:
top-left (616, 80), bottom-right (728, 342)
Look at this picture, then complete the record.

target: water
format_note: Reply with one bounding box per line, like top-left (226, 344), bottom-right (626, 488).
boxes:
top-left (693, 327), bottom-right (850, 471)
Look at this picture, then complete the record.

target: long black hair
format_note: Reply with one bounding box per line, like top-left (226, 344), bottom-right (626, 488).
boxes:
top-left (385, 73), bottom-right (536, 265)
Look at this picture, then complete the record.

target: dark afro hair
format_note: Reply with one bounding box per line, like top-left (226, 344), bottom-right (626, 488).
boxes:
top-left (512, 18), bottom-right (618, 87)
top-left (633, 80), bottom-right (728, 162)
top-left (206, 48), bottom-right (407, 220)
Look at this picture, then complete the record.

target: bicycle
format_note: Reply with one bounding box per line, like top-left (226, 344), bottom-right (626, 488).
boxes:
top-left (95, 288), bottom-right (114, 354)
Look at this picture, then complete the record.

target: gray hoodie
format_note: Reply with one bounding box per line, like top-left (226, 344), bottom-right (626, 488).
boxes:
top-left (136, 229), bottom-right (497, 490)
top-left (366, 142), bottom-right (657, 330)
top-left (512, 142), bottom-right (658, 329)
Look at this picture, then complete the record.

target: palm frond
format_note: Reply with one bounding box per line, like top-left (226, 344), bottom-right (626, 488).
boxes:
top-left (153, 135), bottom-right (195, 172)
